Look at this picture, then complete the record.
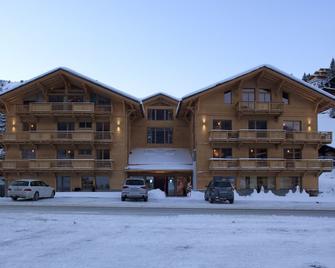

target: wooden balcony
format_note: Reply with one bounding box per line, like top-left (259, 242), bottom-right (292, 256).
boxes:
top-left (0, 131), bottom-right (113, 144)
top-left (0, 159), bottom-right (113, 172)
top-left (209, 130), bottom-right (332, 144)
top-left (285, 131), bottom-right (332, 144)
top-left (15, 102), bottom-right (113, 115)
top-left (209, 158), bottom-right (333, 172)
top-left (236, 101), bottom-right (283, 115)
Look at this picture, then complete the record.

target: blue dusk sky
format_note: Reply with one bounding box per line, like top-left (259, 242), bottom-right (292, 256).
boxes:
top-left (1, 0), bottom-right (334, 98)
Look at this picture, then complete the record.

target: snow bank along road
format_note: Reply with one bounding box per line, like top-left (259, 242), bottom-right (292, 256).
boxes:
top-left (1, 212), bottom-right (334, 268)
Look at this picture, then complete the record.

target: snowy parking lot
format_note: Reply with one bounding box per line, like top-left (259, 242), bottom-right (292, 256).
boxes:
top-left (1, 212), bottom-right (334, 268)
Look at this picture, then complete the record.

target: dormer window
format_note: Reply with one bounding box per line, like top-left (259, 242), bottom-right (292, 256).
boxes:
top-left (282, 92), bottom-right (289, 104)
top-left (224, 91), bottom-right (232, 104)
top-left (148, 109), bottom-right (173, 120)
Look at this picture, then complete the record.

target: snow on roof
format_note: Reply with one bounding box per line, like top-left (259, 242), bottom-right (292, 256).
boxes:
top-left (180, 64), bottom-right (335, 101)
top-left (142, 92), bottom-right (180, 102)
top-left (0, 67), bottom-right (140, 103)
top-left (126, 148), bottom-right (193, 171)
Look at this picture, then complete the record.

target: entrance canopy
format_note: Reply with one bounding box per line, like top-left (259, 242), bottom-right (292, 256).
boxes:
top-left (126, 148), bottom-right (193, 172)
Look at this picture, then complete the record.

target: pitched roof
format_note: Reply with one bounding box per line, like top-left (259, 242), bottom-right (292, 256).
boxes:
top-left (181, 64), bottom-right (335, 101)
top-left (177, 64), bottom-right (335, 115)
top-left (0, 67), bottom-right (141, 104)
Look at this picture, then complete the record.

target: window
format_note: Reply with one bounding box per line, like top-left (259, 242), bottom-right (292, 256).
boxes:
top-left (79, 121), bottom-right (92, 129)
top-left (224, 91), bottom-right (232, 104)
top-left (81, 176), bottom-right (94, 191)
top-left (147, 128), bottom-right (173, 144)
top-left (21, 148), bottom-right (36, 159)
top-left (67, 95), bottom-right (83, 102)
top-left (58, 122), bottom-right (74, 131)
top-left (90, 93), bottom-right (111, 105)
top-left (56, 176), bottom-right (71, 192)
top-left (282, 92), bottom-right (289, 104)
top-left (249, 148), bottom-right (267, 158)
top-left (283, 121), bottom-right (301, 131)
top-left (284, 148), bottom-right (302, 159)
top-left (96, 176), bottom-right (110, 191)
top-left (22, 122), bottom-right (36, 131)
top-left (248, 120), bottom-right (267, 129)
top-left (280, 176), bottom-right (301, 190)
top-left (96, 122), bottom-right (110, 132)
top-left (213, 120), bottom-right (232, 130)
top-left (79, 149), bottom-right (92, 156)
top-left (242, 88), bottom-right (255, 102)
top-left (147, 109), bottom-right (173, 120)
top-left (96, 149), bottom-right (110, 160)
top-left (213, 148), bottom-right (232, 158)
top-left (57, 149), bottom-right (74, 159)
top-left (259, 89), bottom-right (271, 102)
top-left (48, 95), bottom-right (64, 102)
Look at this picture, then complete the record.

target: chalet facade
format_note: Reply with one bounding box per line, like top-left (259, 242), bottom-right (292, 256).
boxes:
top-left (0, 65), bottom-right (334, 195)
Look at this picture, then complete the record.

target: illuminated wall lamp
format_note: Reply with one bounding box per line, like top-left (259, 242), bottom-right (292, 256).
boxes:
top-left (202, 117), bottom-right (206, 131)
top-left (307, 118), bottom-right (312, 132)
top-left (117, 119), bottom-right (121, 132)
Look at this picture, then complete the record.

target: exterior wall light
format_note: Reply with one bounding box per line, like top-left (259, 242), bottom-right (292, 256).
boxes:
top-left (202, 117), bottom-right (206, 131)
top-left (12, 118), bottom-right (16, 132)
top-left (307, 118), bottom-right (312, 132)
top-left (117, 119), bottom-right (121, 132)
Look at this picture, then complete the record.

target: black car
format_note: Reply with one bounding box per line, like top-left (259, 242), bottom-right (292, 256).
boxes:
top-left (204, 179), bottom-right (234, 203)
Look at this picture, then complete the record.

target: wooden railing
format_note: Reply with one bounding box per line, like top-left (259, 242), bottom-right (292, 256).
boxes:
top-left (209, 158), bottom-right (333, 171)
top-left (0, 131), bottom-right (113, 143)
top-left (0, 159), bottom-right (113, 171)
top-left (236, 101), bottom-right (283, 114)
top-left (15, 102), bottom-right (113, 114)
top-left (209, 129), bottom-right (332, 144)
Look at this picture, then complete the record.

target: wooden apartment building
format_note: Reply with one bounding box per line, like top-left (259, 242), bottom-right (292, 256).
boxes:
top-left (0, 65), bottom-right (334, 195)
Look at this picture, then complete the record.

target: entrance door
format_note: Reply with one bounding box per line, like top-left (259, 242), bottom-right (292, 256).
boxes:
top-left (167, 177), bottom-right (176, 196)
top-left (81, 176), bottom-right (94, 191)
top-left (56, 176), bottom-right (71, 192)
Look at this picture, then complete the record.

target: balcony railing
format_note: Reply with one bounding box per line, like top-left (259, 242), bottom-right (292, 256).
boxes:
top-left (209, 130), bottom-right (332, 144)
top-left (15, 102), bottom-right (113, 114)
top-left (209, 158), bottom-right (333, 172)
top-left (0, 131), bottom-right (113, 143)
top-left (0, 159), bottom-right (113, 171)
top-left (236, 101), bottom-right (283, 115)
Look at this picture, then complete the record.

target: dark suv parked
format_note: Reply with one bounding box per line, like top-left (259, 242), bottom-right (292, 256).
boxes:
top-left (204, 179), bottom-right (234, 203)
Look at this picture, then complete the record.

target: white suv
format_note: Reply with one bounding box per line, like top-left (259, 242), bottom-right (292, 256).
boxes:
top-left (8, 179), bottom-right (55, 201)
top-left (121, 178), bottom-right (148, 201)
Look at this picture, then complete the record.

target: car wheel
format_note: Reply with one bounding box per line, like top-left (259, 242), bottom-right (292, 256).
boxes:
top-left (121, 196), bottom-right (126, 201)
top-left (11, 197), bottom-right (18, 201)
top-left (33, 192), bottom-right (39, 201)
top-left (229, 199), bottom-right (234, 204)
top-left (143, 196), bottom-right (148, 202)
top-left (50, 191), bottom-right (55, 198)
top-left (209, 197), bottom-right (214, 203)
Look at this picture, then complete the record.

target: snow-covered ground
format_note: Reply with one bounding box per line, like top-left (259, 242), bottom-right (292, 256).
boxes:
top-left (0, 212), bottom-right (334, 268)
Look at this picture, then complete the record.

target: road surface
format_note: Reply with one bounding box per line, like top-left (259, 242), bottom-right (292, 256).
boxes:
top-left (0, 204), bottom-right (334, 217)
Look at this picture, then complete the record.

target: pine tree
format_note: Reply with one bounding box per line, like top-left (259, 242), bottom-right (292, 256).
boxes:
top-left (330, 58), bottom-right (335, 76)
top-left (302, 73), bottom-right (308, 81)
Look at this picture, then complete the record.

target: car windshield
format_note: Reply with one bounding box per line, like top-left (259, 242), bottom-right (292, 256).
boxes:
top-left (11, 181), bottom-right (29, 186)
top-left (126, 180), bottom-right (145, 186)
top-left (213, 181), bottom-right (231, 188)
